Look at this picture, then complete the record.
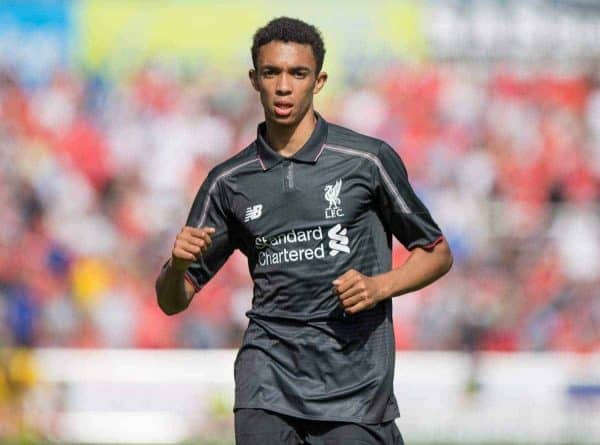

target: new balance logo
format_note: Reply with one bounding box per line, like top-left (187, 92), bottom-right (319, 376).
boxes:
top-left (328, 224), bottom-right (350, 256)
top-left (244, 204), bottom-right (263, 222)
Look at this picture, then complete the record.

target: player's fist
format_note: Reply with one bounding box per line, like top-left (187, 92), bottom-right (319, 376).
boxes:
top-left (171, 226), bottom-right (215, 272)
top-left (332, 269), bottom-right (385, 315)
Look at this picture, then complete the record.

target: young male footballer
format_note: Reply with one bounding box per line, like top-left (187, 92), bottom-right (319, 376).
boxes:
top-left (156, 16), bottom-right (453, 445)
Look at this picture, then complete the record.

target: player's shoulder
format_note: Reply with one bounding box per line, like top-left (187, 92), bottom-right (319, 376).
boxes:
top-left (325, 121), bottom-right (389, 157)
top-left (205, 143), bottom-right (260, 183)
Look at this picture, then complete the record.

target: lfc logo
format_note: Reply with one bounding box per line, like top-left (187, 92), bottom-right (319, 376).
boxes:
top-left (324, 179), bottom-right (344, 219)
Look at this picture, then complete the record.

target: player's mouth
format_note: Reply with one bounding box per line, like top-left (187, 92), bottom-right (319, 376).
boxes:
top-left (274, 101), bottom-right (293, 117)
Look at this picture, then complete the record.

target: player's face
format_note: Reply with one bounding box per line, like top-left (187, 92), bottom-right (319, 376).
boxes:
top-left (249, 41), bottom-right (327, 126)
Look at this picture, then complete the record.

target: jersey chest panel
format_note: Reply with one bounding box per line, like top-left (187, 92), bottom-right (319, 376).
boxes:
top-left (228, 157), bottom-right (372, 240)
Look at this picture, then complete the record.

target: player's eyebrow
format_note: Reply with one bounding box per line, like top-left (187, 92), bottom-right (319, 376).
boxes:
top-left (261, 64), bottom-right (312, 72)
top-left (290, 66), bottom-right (311, 73)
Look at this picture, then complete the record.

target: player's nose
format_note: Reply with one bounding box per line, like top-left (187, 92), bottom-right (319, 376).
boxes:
top-left (276, 73), bottom-right (292, 95)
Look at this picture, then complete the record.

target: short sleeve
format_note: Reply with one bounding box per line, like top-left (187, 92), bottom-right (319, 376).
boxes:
top-left (182, 171), bottom-right (237, 291)
top-left (373, 142), bottom-right (444, 250)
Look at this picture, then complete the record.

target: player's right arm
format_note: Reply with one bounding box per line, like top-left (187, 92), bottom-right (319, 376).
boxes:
top-left (155, 166), bottom-right (237, 316)
top-left (155, 226), bottom-right (215, 315)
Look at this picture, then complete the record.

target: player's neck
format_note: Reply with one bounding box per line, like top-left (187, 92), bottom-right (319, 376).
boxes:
top-left (264, 108), bottom-right (317, 158)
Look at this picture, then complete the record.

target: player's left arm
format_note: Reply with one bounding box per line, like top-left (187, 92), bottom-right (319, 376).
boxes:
top-left (333, 141), bottom-right (453, 315)
top-left (333, 239), bottom-right (452, 315)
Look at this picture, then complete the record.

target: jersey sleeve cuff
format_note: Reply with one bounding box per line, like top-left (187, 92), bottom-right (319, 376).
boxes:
top-left (407, 235), bottom-right (445, 252)
top-left (184, 271), bottom-right (202, 292)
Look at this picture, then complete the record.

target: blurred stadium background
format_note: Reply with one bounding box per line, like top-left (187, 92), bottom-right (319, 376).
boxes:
top-left (1, 0), bottom-right (600, 443)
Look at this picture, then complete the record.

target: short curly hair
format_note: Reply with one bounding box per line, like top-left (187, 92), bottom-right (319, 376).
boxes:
top-left (251, 17), bottom-right (326, 73)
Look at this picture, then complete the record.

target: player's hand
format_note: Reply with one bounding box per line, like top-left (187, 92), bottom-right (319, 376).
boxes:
top-left (332, 269), bottom-right (386, 315)
top-left (170, 226), bottom-right (215, 272)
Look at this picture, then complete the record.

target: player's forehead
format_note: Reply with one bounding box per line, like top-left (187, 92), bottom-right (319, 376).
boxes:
top-left (255, 40), bottom-right (316, 71)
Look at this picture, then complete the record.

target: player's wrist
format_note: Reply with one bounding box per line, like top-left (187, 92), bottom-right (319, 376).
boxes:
top-left (373, 273), bottom-right (392, 302)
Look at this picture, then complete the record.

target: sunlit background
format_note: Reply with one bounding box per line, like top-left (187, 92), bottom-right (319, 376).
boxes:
top-left (1, 0), bottom-right (599, 444)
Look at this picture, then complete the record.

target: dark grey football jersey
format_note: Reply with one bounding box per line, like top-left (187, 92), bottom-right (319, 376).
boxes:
top-left (182, 112), bottom-right (443, 423)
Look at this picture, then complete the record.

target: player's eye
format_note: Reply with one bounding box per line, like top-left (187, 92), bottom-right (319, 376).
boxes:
top-left (293, 71), bottom-right (308, 78)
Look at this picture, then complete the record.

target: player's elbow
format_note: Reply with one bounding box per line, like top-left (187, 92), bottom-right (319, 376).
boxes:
top-left (156, 293), bottom-right (186, 316)
top-left (159, 304), bottom-right (184, 316)
top-left (155, 284), bottom-right (173, 316)
top-left (157, 297), bottom-right (177, 316)
top-left (436, 238), bottom-right (453, 276)
top-left (155, 278), bottom-right (187, 316)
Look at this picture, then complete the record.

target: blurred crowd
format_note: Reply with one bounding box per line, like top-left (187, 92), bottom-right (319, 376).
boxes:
top-left (1, 60), bottom-right (599, 359)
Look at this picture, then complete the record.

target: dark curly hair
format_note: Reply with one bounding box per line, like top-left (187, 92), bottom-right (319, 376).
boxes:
top-left (251, 17), bottom-right (326, 73)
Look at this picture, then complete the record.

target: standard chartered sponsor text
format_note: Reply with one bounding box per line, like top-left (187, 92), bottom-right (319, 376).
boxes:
top-left (256, 227), bottom-right (324, 266)
top-left (258, 245), bottom-right (326, 266)
top-left (256, 226), bottom-right (349, 266)
top-left (255, 227), bottom-right (323, 249)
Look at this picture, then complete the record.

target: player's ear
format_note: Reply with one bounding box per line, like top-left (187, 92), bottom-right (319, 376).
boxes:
top-left (249, 69), bottom-right (260, 92)
top-left (313, 71), bottom-right (328, 95)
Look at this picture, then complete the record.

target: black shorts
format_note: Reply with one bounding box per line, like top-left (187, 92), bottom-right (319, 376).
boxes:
top-left (234, 408), bottom-right (404, 445)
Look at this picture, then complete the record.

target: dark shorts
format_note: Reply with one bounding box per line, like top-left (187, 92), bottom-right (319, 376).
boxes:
top-left (234, 408), bottom-right (404, 445)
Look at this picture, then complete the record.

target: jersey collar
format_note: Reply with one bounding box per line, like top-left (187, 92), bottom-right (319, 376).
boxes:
top-left (256, 111), bottom-right (328, 171)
